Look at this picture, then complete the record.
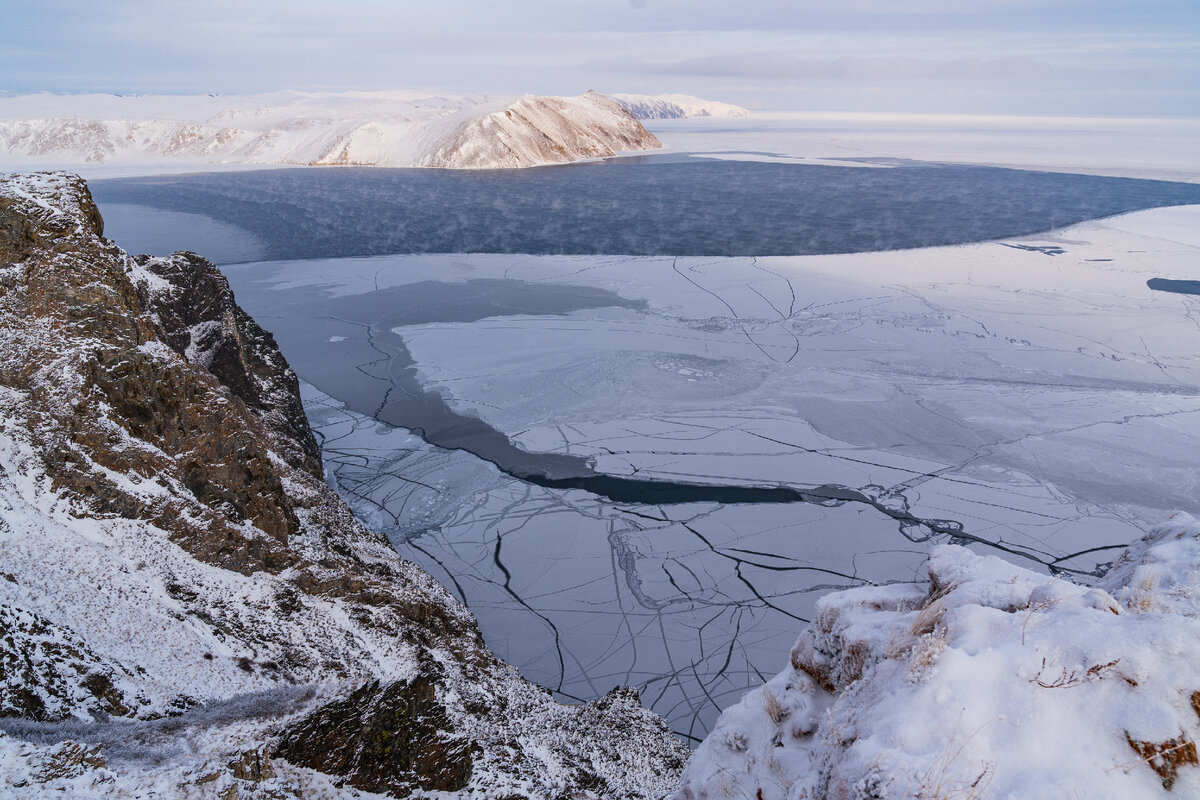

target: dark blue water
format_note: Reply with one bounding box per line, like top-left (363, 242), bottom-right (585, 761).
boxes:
top-left (90, 160), bottom-right (1200, 263)
top-left (1148, 278), bottom-right (1200, 295)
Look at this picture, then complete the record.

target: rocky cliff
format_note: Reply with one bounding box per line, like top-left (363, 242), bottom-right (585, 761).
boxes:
top-left (0, 172), bottom-right (687, 797)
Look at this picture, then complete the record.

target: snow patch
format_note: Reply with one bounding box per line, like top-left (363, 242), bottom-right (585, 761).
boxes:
top-left (677, 515), bottom-right (1200, 799)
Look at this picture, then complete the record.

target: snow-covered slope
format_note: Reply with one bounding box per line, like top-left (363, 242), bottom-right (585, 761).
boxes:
top-left (0, 90), bottom-right (661, 172)
top-left (0, 171), bottom-right (686, 797)
top-left (417, 91), bottom-right (661, 168)
top-left (611, 93), bottom-right (750, 119)
top-left (675, 513), bottom-right (1200, 799)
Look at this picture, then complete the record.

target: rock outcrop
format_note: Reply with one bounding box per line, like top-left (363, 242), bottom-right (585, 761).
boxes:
top-left (0, 171), bottom-right (687, 797)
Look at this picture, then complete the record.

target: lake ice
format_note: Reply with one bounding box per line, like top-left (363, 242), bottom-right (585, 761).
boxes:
top-left (95, 159), bottom-right (1200, 741)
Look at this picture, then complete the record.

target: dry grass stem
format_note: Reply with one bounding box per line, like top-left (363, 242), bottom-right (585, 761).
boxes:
top-left (1121, 733), bottom-right (1198, 790)
top-left (1029, 657), bottom-right (1120, 689)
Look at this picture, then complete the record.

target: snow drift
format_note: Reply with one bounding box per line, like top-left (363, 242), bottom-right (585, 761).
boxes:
top-left (675, 512), bottom-right (1200, 799)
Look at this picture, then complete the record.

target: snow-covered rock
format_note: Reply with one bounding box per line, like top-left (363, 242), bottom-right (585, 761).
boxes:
top-left (417, 91), bottom-right (661, 169)
top-left (0, 171), bottom-right (687, 797)
top-left (611, 93), bottom-right (750, 120)
top-left (0, 90), bottom-right (661, 171)
top-left (676, 513), bottom-right (1200, 799)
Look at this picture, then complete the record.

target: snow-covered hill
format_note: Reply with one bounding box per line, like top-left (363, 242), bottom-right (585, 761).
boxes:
top-left (0, 171), bottom-right (686, 797)
top-left (417, 91), bottom-right (661, 169)
top-left (676, 513), bottom-right (1200, 799)
top-left (611, 93), bottom-right (750, 120)
top-left (0, 90), bottom-right (661, 172)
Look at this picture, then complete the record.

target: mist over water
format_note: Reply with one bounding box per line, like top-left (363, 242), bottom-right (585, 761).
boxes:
top-left (92, 159), bottom-right (1200, 264)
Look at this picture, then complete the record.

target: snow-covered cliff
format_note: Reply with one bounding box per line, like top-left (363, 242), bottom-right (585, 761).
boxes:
top-left (611, 93), bottom-right (750, 120)
top-left (0, 171), bottom-right (686, 797)
top-left (675, 513), bottom-right (1200, 799)
top-left (0, 90), bottom-right (661, 172)
top-left (416, 91), bottom-right (661, 169)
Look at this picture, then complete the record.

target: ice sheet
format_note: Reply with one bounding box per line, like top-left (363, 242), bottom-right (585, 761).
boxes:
top-left (647, 113), bottom-right (1200, 183)
top-left (222, 204), bottom-right (1200, 738)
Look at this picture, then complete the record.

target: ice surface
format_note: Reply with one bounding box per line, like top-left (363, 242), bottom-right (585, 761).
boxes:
top-left (220, 204), bottom-right (1200, 738)
top-left (96, 204), bottom-right (266, 263)
top-left (649, 113), bottom-right (1200, 183)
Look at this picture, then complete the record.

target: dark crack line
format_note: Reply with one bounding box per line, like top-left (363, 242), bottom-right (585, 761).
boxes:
top-left (683, 523), bottom-right (810, 623)
top-left (489, 492), bottom-right (570, 694)
top-left (750, 256), bottom-right (797, 319)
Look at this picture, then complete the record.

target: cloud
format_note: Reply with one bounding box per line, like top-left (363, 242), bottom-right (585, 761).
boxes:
top-left (1, 0), bottom-right (1196, 116)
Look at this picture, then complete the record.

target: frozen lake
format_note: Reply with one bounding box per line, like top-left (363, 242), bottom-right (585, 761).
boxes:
top-left (95, 160), bottom-right (1200, 741)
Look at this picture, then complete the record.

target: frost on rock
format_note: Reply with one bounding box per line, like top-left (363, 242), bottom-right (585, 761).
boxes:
top-left (0, 171), bottom-right (687, 798)
top-left (676, 513), bottom-right (1200, 800)
top-left (0, 605), bottom-right (137, 721)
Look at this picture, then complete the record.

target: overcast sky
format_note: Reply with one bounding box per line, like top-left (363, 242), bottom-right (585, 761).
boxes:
top-left (2, 0), bottom-right (1197, 116)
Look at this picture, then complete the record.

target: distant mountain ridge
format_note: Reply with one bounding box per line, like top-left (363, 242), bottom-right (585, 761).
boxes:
top-left (0, 90), bottom-right (661, 171)
top-left (612, 93), bottom-right (750, 120)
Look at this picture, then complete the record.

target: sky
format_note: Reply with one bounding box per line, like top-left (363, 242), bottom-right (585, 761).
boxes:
top-left (2, 0), bottom-right (1197, 116)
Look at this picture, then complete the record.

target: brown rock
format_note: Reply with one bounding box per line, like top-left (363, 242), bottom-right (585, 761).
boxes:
top-left (227, 747), bottom-right (276, 782)
top-left (32, 741), bottom-right (107, 781)
top-left (276, 663), bottom-right (475, 797)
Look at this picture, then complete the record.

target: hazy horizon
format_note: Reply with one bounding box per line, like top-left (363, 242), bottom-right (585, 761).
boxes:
top-left (2, 0), bottom-right (1197, 117)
